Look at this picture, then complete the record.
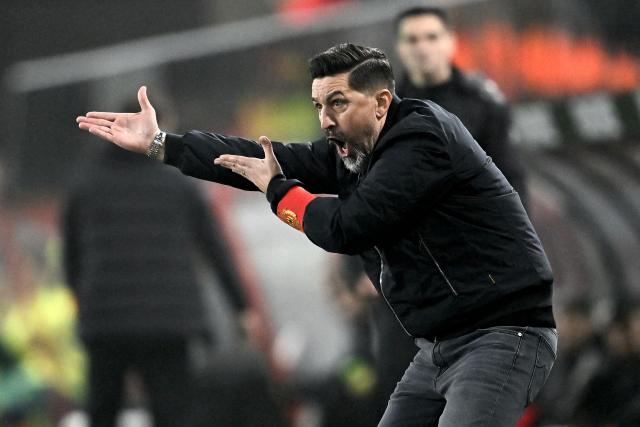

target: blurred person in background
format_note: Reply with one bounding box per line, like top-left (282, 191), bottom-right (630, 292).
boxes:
top-left (62, 100), bottom-right (252, 427)
top-left (293, 254), bottom-right (379, 427)
top-left (76, 43), bottom-right (557, 426)
top-left (0, 221), bottom-right (85, 425)
top-left (270, 254), bottom-right (378, 426)
top-left (0, 276), bottom-right (84, 426)
top-left (534, 299), bottom-right (603, 426)
top-left (328, 254), bottom-right (421, 420)
top-left (395, 6), bottom-right (526, 202)
top-left (574, 301), bottom-right (640, 427)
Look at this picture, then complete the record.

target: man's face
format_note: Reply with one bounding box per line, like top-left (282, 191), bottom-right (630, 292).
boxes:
top-left (396, 14), bottom-right (454, 78)
top-left (312, 73), bottom-right (379, 173)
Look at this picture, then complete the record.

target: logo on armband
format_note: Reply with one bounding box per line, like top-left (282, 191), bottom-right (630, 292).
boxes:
top-left (278, 209), bottom-right (302, 231)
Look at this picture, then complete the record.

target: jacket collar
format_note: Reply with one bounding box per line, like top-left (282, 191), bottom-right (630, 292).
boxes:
top-left (376, 94), bottom-right (401, 144)
top-left (363, 94), bottom-right (402, 174)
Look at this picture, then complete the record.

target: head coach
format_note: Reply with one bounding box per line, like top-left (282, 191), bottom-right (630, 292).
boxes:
top-left (77, 43), bottom-right (557, 426)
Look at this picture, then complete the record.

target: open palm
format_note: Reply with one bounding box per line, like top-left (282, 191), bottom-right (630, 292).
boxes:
top-left (76, 86), bottom-right (160, 154)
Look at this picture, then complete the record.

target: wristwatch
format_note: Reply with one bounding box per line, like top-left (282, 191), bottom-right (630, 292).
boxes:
top-left (147, 131), bottom-right (166, 160)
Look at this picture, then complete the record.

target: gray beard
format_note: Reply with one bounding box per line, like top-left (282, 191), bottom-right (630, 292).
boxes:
top-left (340, 126), bottom-right (374, 174)
top-left (341, 146), bottom-right (369, 174)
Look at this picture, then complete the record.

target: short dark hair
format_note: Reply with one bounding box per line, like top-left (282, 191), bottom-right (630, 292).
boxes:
top-left (308, 43), bottom-right (395, 94)
top-left (394, 6), bottom-right (451, 34)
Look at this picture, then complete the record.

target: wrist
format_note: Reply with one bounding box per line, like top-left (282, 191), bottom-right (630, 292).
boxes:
top-left (274, 186), bottom-right (316, 232)
top-left (147, 130), bottom-right (166, 161)
top-left (266, 175), bottom-right (297, 213)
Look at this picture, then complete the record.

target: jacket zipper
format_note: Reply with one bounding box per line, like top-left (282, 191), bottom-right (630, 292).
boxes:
top-left (373, 246), bottom-right (413, 337)
top-left (418, 235), bottom-right (459, 297)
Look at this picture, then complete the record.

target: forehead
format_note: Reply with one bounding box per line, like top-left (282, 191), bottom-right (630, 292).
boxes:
top-left (398, 14), bottom-right (448, 35)
top-left (311, 73), bottom-right (351, 100)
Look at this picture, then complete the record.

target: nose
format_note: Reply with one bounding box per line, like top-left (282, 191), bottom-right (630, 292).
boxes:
top-left (319, 108), bottom-right (336, 130)
top-left (416, 38), bottom-right (433, 52)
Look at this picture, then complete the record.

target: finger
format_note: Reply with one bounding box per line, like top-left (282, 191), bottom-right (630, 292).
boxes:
top-left (79, 124), bottom-right (115, 140)
top-left (217, 155), bottom-right (256, 167)
top-left (232, 166), bottom-right (248, 177)
top-left (138, 86), bottom-right (153, 112)
top-left (214, 159), bottom-right (251, 178)
top-left (78, 122), bottom-right (110, 132)
top-left (86, 126), bottom-right (114, 142)
top-left (213, 158), bottom-right (235, 169)
top-left (214, 159), bottom-right (252, 174)
top-left (85, 112), bottom-right (119, 120)
top-left (259, 136), bottom-right (275, 161)
top-left (214, 157), bottom-right (243, 170)
top-left (233, 166), bottom-right (251, 179)
top-left (217, 154), bottom-right (242, 162)
top-left (76, 117), bottom-right (114, 127)
top-left (224, 161), bottom-right (247, 177)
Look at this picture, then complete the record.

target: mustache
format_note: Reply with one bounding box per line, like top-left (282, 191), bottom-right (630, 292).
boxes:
top-left (325, 131), bottom-right (348, 148)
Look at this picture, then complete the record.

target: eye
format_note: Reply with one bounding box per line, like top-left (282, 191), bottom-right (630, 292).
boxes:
top-left (314, 103), bottom-right (322, 111)
top-left (405, 35), bottom-right (418, 44)
top-left (426, 33), bottom-right (440, 41)
top-left (332, 99), bottom-right (346, 108)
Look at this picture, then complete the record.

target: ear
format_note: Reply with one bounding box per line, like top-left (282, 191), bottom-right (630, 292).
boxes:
top-left (374, 89), bottom-right (393, 119)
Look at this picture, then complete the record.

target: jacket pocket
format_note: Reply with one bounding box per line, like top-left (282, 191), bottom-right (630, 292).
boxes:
top-left (418, 235), bottom-right (458, 296)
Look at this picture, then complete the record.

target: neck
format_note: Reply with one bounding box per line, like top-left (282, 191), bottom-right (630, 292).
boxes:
top-left (371, 94), bottom-right (399, 150)
top-left (409, 64), bottom-right (452, 88)
top-left (371, 114), bottom-right (388, 150)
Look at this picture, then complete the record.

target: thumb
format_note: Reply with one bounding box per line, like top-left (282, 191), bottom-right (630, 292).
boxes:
top-left (137, 86), bottom-right (154, 112)
top-left (259, 136), bottom-right (275, 161)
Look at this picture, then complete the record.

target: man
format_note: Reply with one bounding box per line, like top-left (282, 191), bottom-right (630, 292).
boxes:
top-left (76, 43), bottom-right (557, 426)
top-left (63, 110), bottom-right (251, 426)
top-left (395, 6), bottom-right (525, 200)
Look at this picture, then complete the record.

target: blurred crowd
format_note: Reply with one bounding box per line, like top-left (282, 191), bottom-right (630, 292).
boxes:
top-left (533, 299), bottom-right (640, 427)
top-left (321, 257), bottom-right (640, 427)
top-left (4, 243), bottom-right (640, 427)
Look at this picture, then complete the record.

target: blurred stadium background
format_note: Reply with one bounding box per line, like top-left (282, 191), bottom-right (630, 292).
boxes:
top-left (1, 0), bottom-right (640, 426)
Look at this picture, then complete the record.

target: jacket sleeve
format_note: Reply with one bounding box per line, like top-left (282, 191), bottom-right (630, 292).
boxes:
top-left (188, 184), bottom-right (248, 312)
top-left (164, 131), bottom-right (338, 194)
top-left (270, 134), bottom-right (456, 255)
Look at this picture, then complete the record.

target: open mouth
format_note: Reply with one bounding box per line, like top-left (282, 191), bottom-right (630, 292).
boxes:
top-left (327, 137), bottom-right (349, 158)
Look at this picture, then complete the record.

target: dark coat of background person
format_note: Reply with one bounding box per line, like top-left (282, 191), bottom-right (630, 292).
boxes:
top-left (62, 143), bottom-right (248, 427)
top-left (63, 143), bottom-right (247, 338)
top-left (397, 66), bottom-right (527, 204)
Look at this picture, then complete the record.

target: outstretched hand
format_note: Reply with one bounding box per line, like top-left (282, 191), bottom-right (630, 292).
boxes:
top-left (214, 136), bottom-right (283, 193)
top-left (76, 86), bottom-right (160, 154)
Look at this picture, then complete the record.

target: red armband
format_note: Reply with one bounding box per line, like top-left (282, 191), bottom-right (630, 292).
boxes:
top-left (277, 186), bottom-right (316, 232)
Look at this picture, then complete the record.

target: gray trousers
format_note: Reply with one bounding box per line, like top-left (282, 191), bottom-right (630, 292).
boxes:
top-left (378, 326), bottom-right (557, 427)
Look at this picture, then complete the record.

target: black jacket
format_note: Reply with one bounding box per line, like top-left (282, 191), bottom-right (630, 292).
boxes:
top-left (163, 97), bottom-right (554, 340)
top-left (398, 67), bottom-right (527, 203)
top-left (62, 145), bottom-right (247, 340)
